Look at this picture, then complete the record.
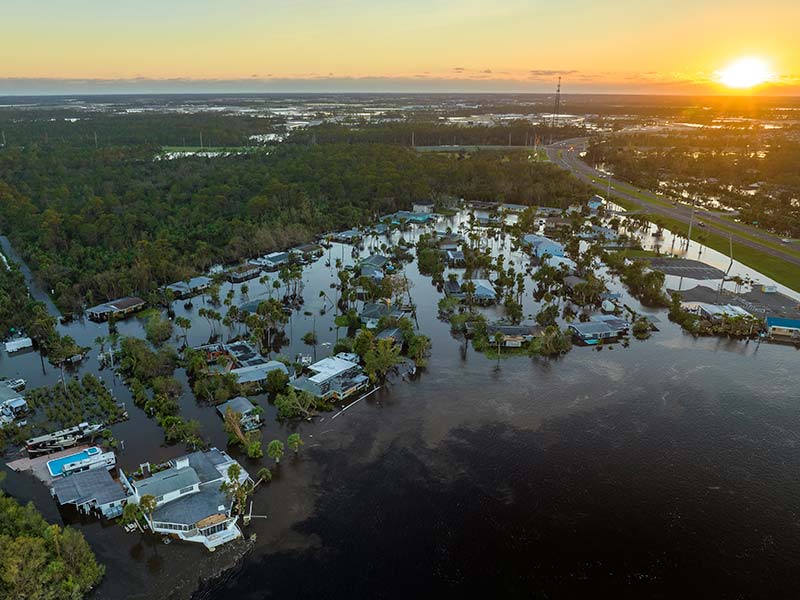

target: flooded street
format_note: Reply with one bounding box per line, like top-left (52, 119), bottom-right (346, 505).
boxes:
top-left (2, 210), bottom-right (799, 599)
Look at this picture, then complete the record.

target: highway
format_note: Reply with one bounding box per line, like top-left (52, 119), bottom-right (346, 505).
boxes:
top-left (546, 138), bottom-right (800, 272)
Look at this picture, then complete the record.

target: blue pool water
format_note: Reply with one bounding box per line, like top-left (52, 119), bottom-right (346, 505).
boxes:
top-left (46, 446), bottom-right (101, 476)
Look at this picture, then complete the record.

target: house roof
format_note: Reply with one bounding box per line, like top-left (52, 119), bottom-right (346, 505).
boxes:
top-left (569, 321), bottom-right (622, 336)
top-left (52, 468), bottom-right (127, 507)
top-left (230, 361), bottom-right (288, 384)
top-left (182, 448), bottom-right (234, 484)
top-left (360, 302), bottom-right (390, 320)
top-left (463, 279), bottom-right (496, 298)
top-left (486, 324), bottom-right (542, 337)
top-left (766, 317), bottom-right (800, 329)
top-left (564, 275), bottom-right (587, 289)
top-left (216, 396), bottom-right (256, 418)
top-left (151, 485), bottom-right (231, 526)
top-left (376, 327), bottom-right (404, 344)
top-left (360, 254), bottom-right (389, 268)
top-left (134, 466), bottom-right (200, 498)
top-left (308, 356), bottom-right (360, 383)
top-left (87, 296), bottom-right (145, 314)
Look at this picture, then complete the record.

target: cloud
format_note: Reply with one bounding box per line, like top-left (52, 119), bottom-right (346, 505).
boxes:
top-left (528, 69), bottom-right (579, 78)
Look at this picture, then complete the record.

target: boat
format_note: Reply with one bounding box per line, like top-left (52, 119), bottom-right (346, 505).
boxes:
top-left (26, 422), bottom-right (105, 455)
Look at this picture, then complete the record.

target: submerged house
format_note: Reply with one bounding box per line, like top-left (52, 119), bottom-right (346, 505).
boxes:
top-left (121, 448), bottom-right (250, 550)
top-left (485, 323), bottom-right (542, 348)
top-left (216, 396), bottom-right (262, 431)
top-left (230, 361), bottom-right (289, 386)
top-left (445, 250), bottom-right (466, 267)
top-left (86, 296), bottom-right (146, 321)
top-left (51, 468), bottom-right (128, 519)
top-left (165, 276), bottom-right (212, 299)
top-left (587, 194), bottom-right (605, 212)
top-left (358, 254), bottom-right (391, 282)
top-left (568, 319), bottom-right (628, 344)
top-left (521, 234), bottom-right (565, 259)
top-left (359, 302), bottom-right (406, 329)
top-left (444, 279), bottom-right (497, 305)
top-left (291, 355), bottom-right (369, 401)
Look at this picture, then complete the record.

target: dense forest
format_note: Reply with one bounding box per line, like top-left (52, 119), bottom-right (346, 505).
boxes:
top-left (0, 116), bottom-right (593, 313)
top-left (0, 475), bottom-right (105, 599)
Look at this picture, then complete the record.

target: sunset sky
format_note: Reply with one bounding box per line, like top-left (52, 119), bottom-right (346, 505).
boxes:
top-left (2, 0), bottom-right (798, 94)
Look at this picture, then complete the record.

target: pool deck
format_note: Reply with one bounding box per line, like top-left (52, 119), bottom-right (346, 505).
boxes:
top-left (7, 444), bottom-right (90, 483)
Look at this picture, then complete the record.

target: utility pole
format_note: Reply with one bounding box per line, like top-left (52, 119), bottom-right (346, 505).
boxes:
top-left (1, 130), bottom-right (5, 146)
top-left (411, 131), bottom-right (415, 147)
top-left (199, 131), bottom-right (203, 149)
top-left (686, 196), bottom-right (696, 248)
top-left (94, 131), bottom-right (98, 149)
top-left (549, 76), bottom-right (561, 144)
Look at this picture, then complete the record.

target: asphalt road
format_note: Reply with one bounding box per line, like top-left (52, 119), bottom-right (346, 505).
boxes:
top-left (546, 138), bottom-right (800, 271)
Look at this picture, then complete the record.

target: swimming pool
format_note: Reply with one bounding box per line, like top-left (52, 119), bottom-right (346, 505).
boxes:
top-left (46, 446), bottom-right (102, 477)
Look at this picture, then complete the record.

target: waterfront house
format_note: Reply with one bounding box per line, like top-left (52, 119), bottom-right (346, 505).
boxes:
top-left (165, 276), bottom-right (212, 299)
top-left (577, 225), bottom-right (619, 241)
top-left (250, 251), bottom-right (290, 272)
top-left (290, 243), bottom-right (323, 261)
top-left (86, 296), bottom-right (146, 321)
top-left (51, 468), bottom-right (128, 519)
top-left (333, 229), bottom-right (361, 243)
top-left (681, 302), bottom-right (753, 320)
top-left (765, 317), bottom-right (800, 341)
top-left (521, 234), bottom-right (565, 258)
top-left (291, 354), bottom-right (369, 401)
top-left (412, 200), bottom-right (435, 214)
top-left (216, 396), bottom-right (262, 431)
top-left (121, 448), bottom-right (250, 550)
top-left (225, 264), bottom-right (261, 283)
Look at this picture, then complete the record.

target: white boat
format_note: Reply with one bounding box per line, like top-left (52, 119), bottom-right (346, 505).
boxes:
top-left (26, 422), bottom-right (105, 454)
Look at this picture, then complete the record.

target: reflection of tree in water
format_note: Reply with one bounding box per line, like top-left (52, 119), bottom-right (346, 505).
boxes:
top-left (129, 540), bottom-right (144, 561)
top-left (269, 330), bottom-right (289, 355)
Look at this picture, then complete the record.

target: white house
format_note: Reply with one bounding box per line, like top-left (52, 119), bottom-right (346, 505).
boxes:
top-left (121, 448), bottom-right (251, 550)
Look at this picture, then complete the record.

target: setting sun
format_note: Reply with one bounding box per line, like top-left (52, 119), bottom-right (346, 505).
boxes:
top-left (716, 57), bottom-right (774, 89)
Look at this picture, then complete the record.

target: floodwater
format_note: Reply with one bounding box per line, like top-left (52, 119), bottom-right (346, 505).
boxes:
top-left (2, 209), bottom-right (799, 599)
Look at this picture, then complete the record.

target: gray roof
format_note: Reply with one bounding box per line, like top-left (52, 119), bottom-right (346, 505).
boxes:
top-left (360, 254), bottom-right (389, 268)
top-left (216, 396), bottom-right (256, 418)
top-left (52, 469), bottom-right (127, 507)
top-left (376, 327), bottom-right (404, 344)
top-left (135, 466), bottom-right (200, 497)
top-left (569, 321), bottom-right (624, 336)
top-left (151, 485), bottom-right (231, 526)
top-left (360, 302), bottom-right (390, 320)
top-left (182, 448), bottom-right (232, 484)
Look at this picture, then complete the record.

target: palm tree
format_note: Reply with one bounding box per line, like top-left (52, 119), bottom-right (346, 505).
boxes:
top-left (254, 467), bottom-right (272, 489)
top-left (138, 494), bottom-right (157, 530)
top-left (494, 331), bottom-right (505, 366)
top-left (287, 433), bottom-right (303, 455)
top-left (267, 439), bottom-right (285, 465)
